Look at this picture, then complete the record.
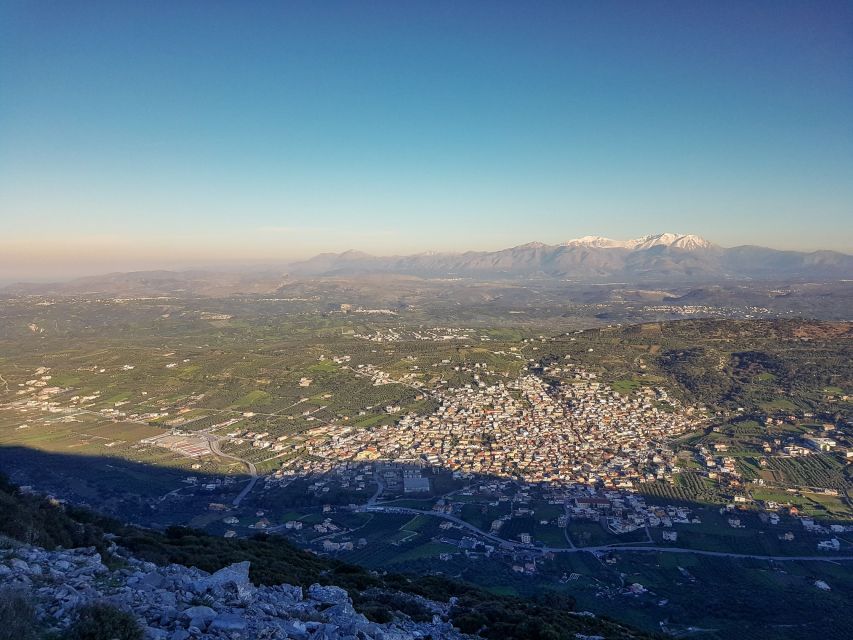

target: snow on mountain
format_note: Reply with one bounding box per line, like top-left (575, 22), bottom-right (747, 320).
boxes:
top-left (629, 233), bottom-right (714, 250)
top-left (564, 233), bottom-right (714, 251)
top-left (561, 235), bottom-right (633, 249)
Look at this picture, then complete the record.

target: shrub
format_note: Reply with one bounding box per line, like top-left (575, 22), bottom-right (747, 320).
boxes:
top-left (0, 587), bottom-right (38, 640)
top-left (63, 602), bottom-right (143, 640)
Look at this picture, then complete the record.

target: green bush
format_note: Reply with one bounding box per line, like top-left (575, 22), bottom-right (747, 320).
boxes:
top-left (0, 475), bottom-right (106, 553)
top-left (63, 603), bottom-right (143, 640)
top-left (0, 587), bottom-right (38, 640)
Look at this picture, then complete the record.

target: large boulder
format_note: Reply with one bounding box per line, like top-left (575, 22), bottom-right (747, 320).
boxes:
top-left (139, 571), bottom-right (165, 589)
top-left (181, 605), bottom-right (216, 629)
top-left (209, 613), bottom-right (247, 632)
top-left (308, 584), bottom-right (349, 605)
top-left (9, 558), bottom-right (29, 573)
top-left (193, 561), bottom-right (255, 601)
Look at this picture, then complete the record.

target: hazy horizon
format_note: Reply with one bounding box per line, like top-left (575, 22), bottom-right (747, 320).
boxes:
top-left (2, 1), bottom-right (852, 280)
top-left (1, 229), bottom-right (852, 285)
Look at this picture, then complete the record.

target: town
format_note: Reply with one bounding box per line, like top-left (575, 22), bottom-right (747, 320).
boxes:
top-left (293, 365), bottom-right (700, 487)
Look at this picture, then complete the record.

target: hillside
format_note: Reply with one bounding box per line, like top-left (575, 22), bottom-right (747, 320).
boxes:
top-left (543, 318), bottom-right (853, 413)
top-left (0, 477), bottom-right (656, 640)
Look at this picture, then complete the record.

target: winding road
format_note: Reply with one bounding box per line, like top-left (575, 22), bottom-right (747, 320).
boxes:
top-left (206, 435), bottom-right (258, 507)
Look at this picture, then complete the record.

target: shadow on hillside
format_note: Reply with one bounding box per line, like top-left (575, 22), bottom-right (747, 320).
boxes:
top-left (5, 444), bottom-right (853, 640)
top-left (0, 445), bottom-right (249, 530)
top-left (1, 444), bottom-right (850, 554)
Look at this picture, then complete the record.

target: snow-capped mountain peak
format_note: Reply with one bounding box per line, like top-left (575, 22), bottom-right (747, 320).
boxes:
top-left (564, 233), bottom-right (713, 251)
top-left (628, 233), bottom-right (713, 250)
top-left (561, 235), bottom-right (632, 249)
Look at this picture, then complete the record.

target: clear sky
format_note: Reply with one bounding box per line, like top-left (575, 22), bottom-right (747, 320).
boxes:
top-left (1, 1), bottom-right (852, 279)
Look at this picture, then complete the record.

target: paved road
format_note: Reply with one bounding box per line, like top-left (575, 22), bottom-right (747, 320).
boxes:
top-left (555, 546), bottom-right (853, 561)
top-left (364, 505), bottom-right (853, 562)
top-left (562, 505), bottom-right (576, 550)
top-left (367, 475), bottom-right (385, 506)
top-left (207, 436), bottom-right (258, 507)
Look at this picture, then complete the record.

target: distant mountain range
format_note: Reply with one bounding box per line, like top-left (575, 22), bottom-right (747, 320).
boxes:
top-left (561, 232), bottom-right (714, 251)
top-left (2, 234), bottom-right (851, 296)
top-left (288, 233), bottom-right (852, 281)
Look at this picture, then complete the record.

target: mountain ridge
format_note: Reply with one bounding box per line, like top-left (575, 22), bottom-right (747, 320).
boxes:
top-left (287, 234), bottom-right (851, 282)
top-left (561, 232), bottom-right (715, 251)
top-left (2, 235), bottom-right (851, 294)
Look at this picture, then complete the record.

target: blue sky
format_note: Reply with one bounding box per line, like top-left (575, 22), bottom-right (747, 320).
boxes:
top-left (1, 1), bottom-right (851, 277)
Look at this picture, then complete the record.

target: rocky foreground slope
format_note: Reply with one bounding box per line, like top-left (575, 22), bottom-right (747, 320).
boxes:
top-left (1, 541), bottom-right (468, 640)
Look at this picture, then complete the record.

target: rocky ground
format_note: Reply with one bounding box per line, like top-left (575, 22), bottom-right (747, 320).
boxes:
top-left (0, 540), bottom-right (473, 640)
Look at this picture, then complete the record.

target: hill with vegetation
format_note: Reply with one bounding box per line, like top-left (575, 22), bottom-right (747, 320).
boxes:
top-left (0, 476), bottom-right (656, 640)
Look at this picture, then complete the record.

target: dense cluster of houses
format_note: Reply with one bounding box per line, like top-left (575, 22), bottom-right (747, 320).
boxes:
top-left (295, 367), bottom-right (702, 487)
